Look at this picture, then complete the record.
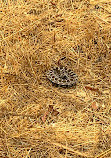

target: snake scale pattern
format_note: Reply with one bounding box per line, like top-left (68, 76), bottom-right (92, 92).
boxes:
top-left (46, 66), bottom-right (78, 87)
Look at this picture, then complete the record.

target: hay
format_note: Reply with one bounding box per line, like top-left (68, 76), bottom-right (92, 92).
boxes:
top-left (0, 0), bottom-right (111, 157)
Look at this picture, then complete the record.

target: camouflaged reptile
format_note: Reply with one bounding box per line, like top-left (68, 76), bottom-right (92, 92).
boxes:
top-left (46, 66), bottom-right (78, 87)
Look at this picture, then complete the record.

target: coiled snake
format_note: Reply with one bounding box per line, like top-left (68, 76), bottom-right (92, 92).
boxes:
top-left (46, 66), bottom-right (78, 87)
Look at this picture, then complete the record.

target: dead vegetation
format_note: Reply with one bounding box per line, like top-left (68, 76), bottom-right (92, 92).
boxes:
top-left (0, 0), bottom-right (111, 157)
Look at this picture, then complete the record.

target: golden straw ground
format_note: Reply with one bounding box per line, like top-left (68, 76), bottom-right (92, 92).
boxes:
top-left (0, 0), bottom-right (111, 157)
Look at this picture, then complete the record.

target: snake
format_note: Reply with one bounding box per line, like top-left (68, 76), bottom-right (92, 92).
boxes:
top-left (46, 66), bottom-right (78, 87)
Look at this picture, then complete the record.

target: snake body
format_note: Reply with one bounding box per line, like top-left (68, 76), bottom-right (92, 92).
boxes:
top-left (46, 66), bottom-right (78, 87)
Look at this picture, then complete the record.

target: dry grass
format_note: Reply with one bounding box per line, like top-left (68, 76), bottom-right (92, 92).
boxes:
top-left (0, 0), bottom-right (111, 157)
